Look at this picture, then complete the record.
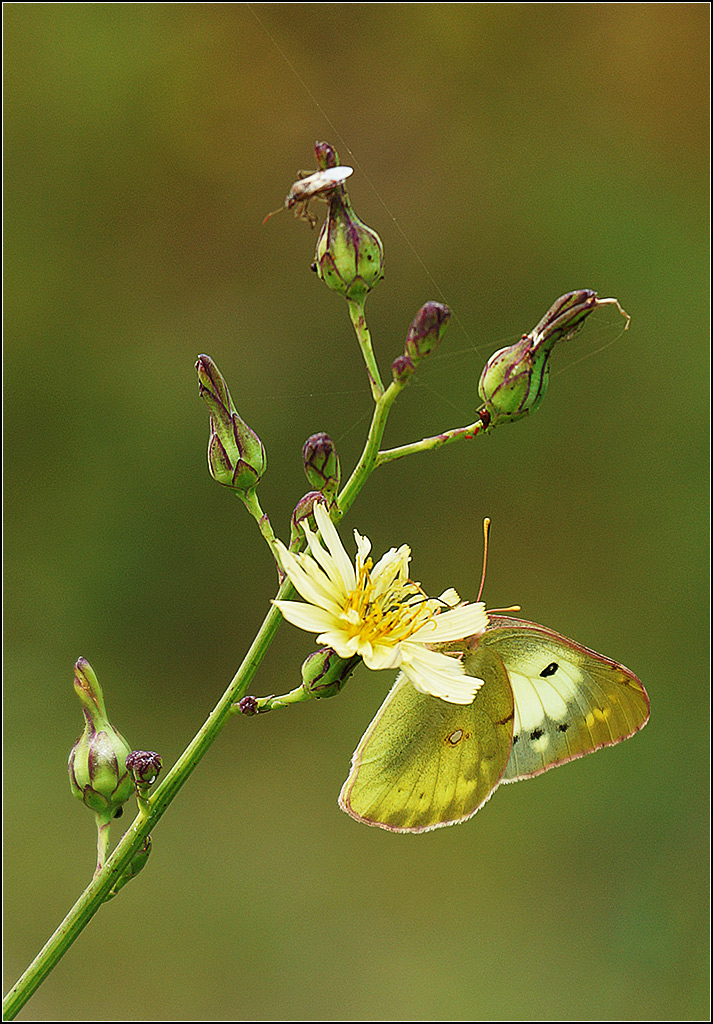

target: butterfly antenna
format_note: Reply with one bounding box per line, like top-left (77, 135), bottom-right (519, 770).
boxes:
top-left (478, 518), bottom-right (521, 613)
top-left (476, 518), bottom-right (491, 603)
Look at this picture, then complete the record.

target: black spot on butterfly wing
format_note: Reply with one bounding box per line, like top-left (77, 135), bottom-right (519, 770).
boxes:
top-left (530, 727), bottom-right (544, 741)
top-left (540, 662), bottom-right (559, 677)
top-left (557, 722), bottom-right (569, 733)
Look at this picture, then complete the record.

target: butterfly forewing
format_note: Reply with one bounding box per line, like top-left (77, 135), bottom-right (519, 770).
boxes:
top-left (481, 617), bottom-right (649, 783)
top-left (339, 647), bottom-right (514, 832)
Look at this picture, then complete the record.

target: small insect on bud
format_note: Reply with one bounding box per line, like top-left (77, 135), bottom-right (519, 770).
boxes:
top-left (404, 302), bottom-right (451, 368)
top-left (302, 432), bottom-right (340, 500)
top-left (196, 355), bottom-right (266, 494)
top-left (263, 140), bottom-right (354, 229)
top-left (68, 658), bottom-right (133, 825)
top-left (478, 290), bottom-right (629, 428)
top-left (300, 648), bottom-right (360, 700)
top-left (312, 145), bottom-right (384, 303)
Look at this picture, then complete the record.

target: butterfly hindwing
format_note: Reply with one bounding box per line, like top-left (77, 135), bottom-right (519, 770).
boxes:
top-left (481, 616), bottom-right (650, 782)
top-left (339, 645), bottom-right (514, 832)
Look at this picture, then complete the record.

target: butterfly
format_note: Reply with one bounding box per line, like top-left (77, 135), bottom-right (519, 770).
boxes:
top-left (338, 614), bottom-right (649, 832)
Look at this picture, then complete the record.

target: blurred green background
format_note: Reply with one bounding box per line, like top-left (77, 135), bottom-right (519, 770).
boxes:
top-left (4, 4), bottom-right (709, 1021)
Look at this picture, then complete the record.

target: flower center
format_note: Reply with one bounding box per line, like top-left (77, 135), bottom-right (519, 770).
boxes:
top-left (342, 558), bottom-right (437, 647)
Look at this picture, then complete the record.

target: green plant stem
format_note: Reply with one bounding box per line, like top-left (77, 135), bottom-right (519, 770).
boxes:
top-left (336, 379), bottom-right (403, 519)
top-left (93, 818), bottom-right (111, 879)
top-left (2, 580), bottom-right (294, 1022)
top-left (348, 298), bottom-right (384, 401)
top-left (240, 489), bottom-right (280, 563)
top-left (376, 417), bottom-right (486, 466)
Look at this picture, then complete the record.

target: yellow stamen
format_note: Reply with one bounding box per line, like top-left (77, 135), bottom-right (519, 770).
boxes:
top-left (342, 559), bottom-right (438, 647)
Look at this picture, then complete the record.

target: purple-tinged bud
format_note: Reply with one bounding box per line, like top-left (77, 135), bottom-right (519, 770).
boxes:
top-left (300, 648), bottom-right (360, 700)
top-left (105, 835), bottom-right (152, 900)
top-left (478, 290), bottom-right (629, 428)
top-left (289, 491), bottom-right (335, 549)
top-left (238, 695), bottom-right (259, 716)
top-left (314, 182), bottom-right (384, 303)
top-left (126, 750), bottom-right (162, 788)
top-left (392, 354), bottom-right (415, 385)
top-left (404, 302), bottom-right (451, 366)
top-left (302, 432), bottom-right (340, 500)
top-left (314, 140), bottom-right (340, 170)
top-left (68, 659), bottom-right (133, 825)
top-left (196, 355), bottom-right (266, 493)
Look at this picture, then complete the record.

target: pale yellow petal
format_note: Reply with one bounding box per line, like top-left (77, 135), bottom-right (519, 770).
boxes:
top-left (301, 524), bottom-right (348, 600)
top-left (313, 503), bottom-right (356, 592)
top-left (273, 600), bottom-right (341, 634)
top-left (410, 602), bottom-right (488, 644)
top-left (362, 643), bottom-right (402, 671)
top-left (316, 631), bottom-right (361, 658)
top-left (274, 541), bottom-right (343, 615)
top-left (400, 643), bottom-right (484, 705)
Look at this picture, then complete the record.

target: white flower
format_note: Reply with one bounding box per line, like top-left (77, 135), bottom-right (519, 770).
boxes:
top-left (273, 503), bottom-right (488, 704)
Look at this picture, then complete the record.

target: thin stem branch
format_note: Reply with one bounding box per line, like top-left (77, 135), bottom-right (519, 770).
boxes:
top-left (336, 380), bottom-right (403, 519)
top-left (348, 298), bottom-right (384, 400)
top-left (376, 418), bottom-right (486, 467)
top-left (93, 818), bottom-right (111, 879)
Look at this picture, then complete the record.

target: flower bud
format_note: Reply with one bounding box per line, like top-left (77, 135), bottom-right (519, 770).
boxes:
top-left (391, 354), bottom-right (415, 385)
top-left (404, 302), bottom-right (451, 366)
top-left (302, 432), bottom-right (340, 500)
top-left (477, 290), bottom-right (622, 427)
top-left (105, 836), bottom-right (152, 901)
top-left (238, 695), bottom-right (260, 716)
top-left (289, 490), bottom-right (328, 548)
top-left (125, 750), bottom-right (162, 788)
top-left (313, 185), bottom-right (384, 303)
top-left (196, 355), bottom-right (266, 493)
top-left (68, 658), bottom-right (133, 825)
top-left (314, 140), bottom-right (339, 170)
top-left (300, 648), bottom-right (360, 700)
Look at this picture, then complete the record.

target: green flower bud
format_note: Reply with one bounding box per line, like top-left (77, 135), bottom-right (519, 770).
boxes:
top-left (302, 432), bottom-right (340, 499)
top-left (477, 290), bottom-right (627, 428)
top-left (404, 302), bottom-right (451, 367)
top-left (105, 836), bottom-right (152, 901)
top-left (300, 647), bottom-right (360, 699)
top-left (196, 355), bottom-right (266, 493)
top-left (68, 659), bottom-right (133, 825)
top-left (313, 177), bottom-right (384, 302)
